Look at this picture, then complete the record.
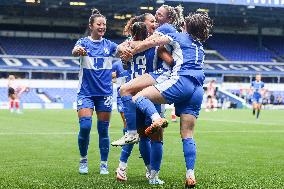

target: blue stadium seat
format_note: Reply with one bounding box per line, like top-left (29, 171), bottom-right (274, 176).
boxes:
top-left (207, 34), bottom-right (274, 62)
top-left (0, 37), bottom-right (76, 56)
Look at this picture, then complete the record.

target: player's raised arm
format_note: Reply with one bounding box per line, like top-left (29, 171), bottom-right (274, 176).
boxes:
top-left (130, 35), bottom-right (171, 56)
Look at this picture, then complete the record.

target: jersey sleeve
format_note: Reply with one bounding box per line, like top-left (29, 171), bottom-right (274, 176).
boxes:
top-left (75, 38), bottom-right (86, 48)
top-left (154, 23), bottom-right (177, 36)
top-left (261, 82), bottom-right (265, 88)
top-left (109, 41), bottom-right (118, 56)
top-left (145, 48), bottom-right (156, 73)
top-left (116, 61), bottom-right (127, 78)
top-left (165, 33), bottom-right (178, 45)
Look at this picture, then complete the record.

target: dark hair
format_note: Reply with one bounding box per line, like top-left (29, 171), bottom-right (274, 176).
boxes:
top-left (185, 12), bottom-right (213, 42)
top-left (131, 22), bottom-right (148, 41)
top-left (162, 5), bottom-right (184, 31)
top-left (123, 13), bottom-right (152, 36)
top-left (89, 8), bottom-right (105, 25)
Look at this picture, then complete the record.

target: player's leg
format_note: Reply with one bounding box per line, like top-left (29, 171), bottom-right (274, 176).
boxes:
top-left (148, 128), bottom-right (164, 185)
top-left (77, 96), bottom-right (94, 174)
top-left (171, 107), bottom-right (177, 122)
top-left (117, 97), bottom-right (127, 133)
top-left (252, 99), bottom-right (257, 116)
top-left (95, 96), bottom-right (112, 174)
top-left (133, 75), bottom-right (198, 135)
top-left (180, 114), bottom-right (197, 188)
top-left (133, 86), bottom-right (168, 136)
top-left (14, 98), bottom-right (21, 114)
top-left (120, 73), bottom-right (156, 96)
top-left (8, 88), bottom-right (16, 113)
top-left (176, 85), bottom-right (204, 188)
top-left (9, 98), bottom-right (15, 113)
top-left (256, 101), bottom-right (262, 119)
top-left (116, 143), bottom-right (134, 181)
top-left (115, 109), bottom-right (144, 181)
top-left (117, 74), bottom-right (156, 143)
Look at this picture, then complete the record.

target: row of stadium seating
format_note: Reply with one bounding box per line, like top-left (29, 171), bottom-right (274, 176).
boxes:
top-left (0, 87), bottom-right (77, 103)
top-left (0, 34), bottom-right (284, 62)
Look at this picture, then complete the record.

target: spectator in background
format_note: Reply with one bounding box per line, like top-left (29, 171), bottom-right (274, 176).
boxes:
top-left (8, 75), bottom-right (28, 113)
top-left (277, 96), bottom-right (283, 105)
top-left (270, 93), bottom-right (275, 105)
top-left (205, 80), bottom-right (217, 112)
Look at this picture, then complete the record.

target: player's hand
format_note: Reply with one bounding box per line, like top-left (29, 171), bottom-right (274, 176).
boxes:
top-left (74, 46), bottom-right (87, 56)
top-left (119, 48), bottom-right (133, 62)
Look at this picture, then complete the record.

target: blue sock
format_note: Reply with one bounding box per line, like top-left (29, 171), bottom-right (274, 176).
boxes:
top-left (257, 109), bottom-right (260, 119)
top-left (135, 96), bottom-right (159, 120)
top-left (150, 141), bottom-right (163, 171)
top-left (97, 120), bottom-right (110, 161)
top-left (182, 138), bottom-right (196, 170)
top-left (119, 144), bottom-right (134, 163)
top-left (139, 137), bottom-right (151, 166)
top-left (122, 95), bottom-right (137, 131)
top-left (122, 128), bottom-right (127, 135)
top-left (78, 117), bottom-right (92, 157)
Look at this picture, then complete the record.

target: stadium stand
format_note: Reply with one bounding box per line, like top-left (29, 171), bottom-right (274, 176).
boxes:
top-left (207, 34), bottom-right (275, 62)
top-left (263, 36), bottom-right (284, 61)
top-left (41, 88), bottom-right (77, 103)
top-left (0, 37), bottom-right (76, 56)
top-left (0, 87), bottom-right (7, 101)
top-left (0, 34), bottom-right (282, 62)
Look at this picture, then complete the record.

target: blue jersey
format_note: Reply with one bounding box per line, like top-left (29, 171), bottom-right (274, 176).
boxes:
top-left (125, 48), bottom-right (156, 82)
top-left (166, 32), bottom-right (205, 86)
top-left (155, 23), bottom-right (177, 35)
top-left (153, 23), bottom-right (177, 74)
top-left (251, 81), bottom-right (264, 95)
top-left (75, 37), bottom-right (118, 96)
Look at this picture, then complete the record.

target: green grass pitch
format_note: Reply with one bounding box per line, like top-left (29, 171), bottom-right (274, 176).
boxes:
top-left (0, 109), bottom-right (283, 189)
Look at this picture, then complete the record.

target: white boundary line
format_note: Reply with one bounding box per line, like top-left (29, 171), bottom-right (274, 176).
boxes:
top-left (198, 118), bottom-right (284, 126)
top-left (0, 130), bottom-right (284, 135)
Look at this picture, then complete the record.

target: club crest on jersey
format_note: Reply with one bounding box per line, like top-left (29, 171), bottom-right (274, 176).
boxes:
top-left (104, 48), bottom-right (109, 54)
top-left (77, 99), bottom-right (83, 106)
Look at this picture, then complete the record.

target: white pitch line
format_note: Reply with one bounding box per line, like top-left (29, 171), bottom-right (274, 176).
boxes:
top-left (198, 118), bottom-right (284, 126)
top-left (0, 130), bottom-right (284, 135)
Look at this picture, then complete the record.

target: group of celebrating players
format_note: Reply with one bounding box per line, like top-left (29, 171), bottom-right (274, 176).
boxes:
top-left (72, 4), bottom-right (213, 188)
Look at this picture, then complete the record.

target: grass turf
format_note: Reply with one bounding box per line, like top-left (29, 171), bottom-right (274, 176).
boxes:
top-left (0, 109), bottom-right (283, 189)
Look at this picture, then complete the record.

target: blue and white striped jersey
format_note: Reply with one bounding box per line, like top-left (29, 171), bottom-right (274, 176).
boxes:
top-left (166, 32), bottom-right (205, 85)
top-left (75, 36), bottom-right (118, 96)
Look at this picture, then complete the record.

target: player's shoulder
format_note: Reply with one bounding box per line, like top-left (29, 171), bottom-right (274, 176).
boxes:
top-left (156, 23), bottom-right (177, 35)
top-left (102, 38), bottom-right (117, 45)
top-left (77, 37), bottom-right (89, 43)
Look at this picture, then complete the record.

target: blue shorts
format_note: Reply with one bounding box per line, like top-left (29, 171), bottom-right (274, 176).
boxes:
top-left (252, 93), bottom-right (262, 104)
top-left (155, 75), bottom-right (204, 118)
top-left (149, 68), bottom-right (171, 84)
top-left (77, 95), bottom-right (113, 112)
top-left (117, 96), bottom-right (124, 113)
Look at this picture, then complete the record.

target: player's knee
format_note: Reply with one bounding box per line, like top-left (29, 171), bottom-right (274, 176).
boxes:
top-left (149, 128), bottom-right (163, 142)
top-left (180, 117), bottom-right (195, 138)
top-left (120, 84), bottom-right (131, 96)
top-left (97, 120), bottom-right (109, 138)
top-left (79, 117), bottom-right (92, 137)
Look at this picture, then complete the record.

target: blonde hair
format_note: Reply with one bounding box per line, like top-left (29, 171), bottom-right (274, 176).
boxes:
top-left (162, 4), bottom-right (184, 31)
